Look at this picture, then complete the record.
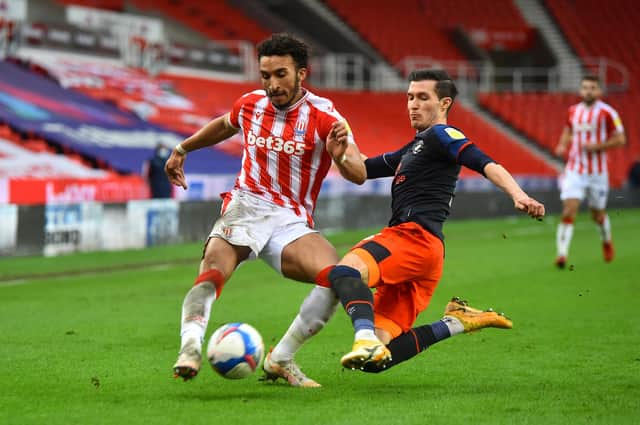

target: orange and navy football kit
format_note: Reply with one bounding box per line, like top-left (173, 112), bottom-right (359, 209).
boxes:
top-left (353, 124), bottom-right (495, 338)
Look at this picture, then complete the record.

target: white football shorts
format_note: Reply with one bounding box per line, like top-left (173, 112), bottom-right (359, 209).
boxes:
top-left (558, 170), bottom-right (609, 210)
top-left (209, 189), bottom-right (317, 273)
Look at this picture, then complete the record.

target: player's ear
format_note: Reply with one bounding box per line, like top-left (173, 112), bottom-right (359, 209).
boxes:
top-left (440, 97), bottom-right (452, 111)
top-left (298, 67), bottom-right (308, 82)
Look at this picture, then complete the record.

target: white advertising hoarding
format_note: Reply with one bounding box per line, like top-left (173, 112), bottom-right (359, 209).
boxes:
top-left (0, 204), bottom-right (17, 254)
top-left (43, 203), bottom-right (103, 256)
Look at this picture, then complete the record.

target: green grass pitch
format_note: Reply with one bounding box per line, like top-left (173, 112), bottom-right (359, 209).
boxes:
top-left (1, 209), bottom-right (639, 425)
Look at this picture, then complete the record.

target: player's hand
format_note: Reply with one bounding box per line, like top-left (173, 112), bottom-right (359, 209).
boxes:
top-left (554, 144), bottom-right (566, 157)
top-left (164, 149), bottom-right (188, 190)
top-left (514, 196), bottom-right (545, 220)
top-left (326, 121), bottom-right (349, 161)
top-left (583, 144), bottom-right (600, 153)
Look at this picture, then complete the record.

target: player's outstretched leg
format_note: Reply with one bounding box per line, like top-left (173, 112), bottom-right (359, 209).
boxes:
top-left (361, 297), bottom-right (512, 374)
top-left (443, 297), bottom-right (513, 332)
top-left (262, 349), bottom-right (321, 388)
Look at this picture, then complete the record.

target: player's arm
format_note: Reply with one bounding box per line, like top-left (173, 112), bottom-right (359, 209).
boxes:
top-left (178, 112), bottom-right (239, 152)
top-left (554, 127), bottom-right (571, 157)
top-left (364, 148), bottom-right (405, 179)
top-left (458, 144), bottom-right (545, 219)
top-left (584, 131), bottom-right (625, 153)
top-left (484, 163), bottom-right (545, 219)
top-left (326, 121), bottom-right (367, 184)
top-left (165, 113), bottom-right (239, 189)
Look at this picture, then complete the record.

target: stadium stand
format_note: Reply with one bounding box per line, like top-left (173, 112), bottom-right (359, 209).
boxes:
top-left (56, 0), bottom-right (124, 11)
top-left (130, 0), bottom-right (269, 45)
top-left (324, 0), bottom-right (532, 67)
top-left (545, 0), bottom-right (639, 93)
top-left (0, 126), bottom-right (151, 204)
top-left (0, 59), bottom-right (241, 177)
top-left (477, 1), bottom-right (638, 188)
top-left (5, 0), bottom-right (600, 205)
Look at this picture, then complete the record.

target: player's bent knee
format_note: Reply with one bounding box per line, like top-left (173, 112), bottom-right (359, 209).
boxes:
top-left (328, 265), bottom-right (361, 290)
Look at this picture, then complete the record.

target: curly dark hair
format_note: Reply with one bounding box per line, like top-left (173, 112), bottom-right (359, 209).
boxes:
top-left (256, 33), bottom-right (310, 70)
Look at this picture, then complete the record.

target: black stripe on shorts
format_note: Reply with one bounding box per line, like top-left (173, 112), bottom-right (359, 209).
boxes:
top-left (360, 241), bottom-right (391, 263)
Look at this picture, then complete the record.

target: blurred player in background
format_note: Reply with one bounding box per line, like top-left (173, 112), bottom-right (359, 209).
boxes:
top-left (165, 33), bottom-right (365, 384)
top-left (145, 143), bottom-right (172, 199)
top-left (554, 75), bottom-right (625, 268)
top-left (290, 69), bottom-right (545, 374)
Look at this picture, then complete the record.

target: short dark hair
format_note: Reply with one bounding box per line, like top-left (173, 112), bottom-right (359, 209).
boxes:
top-left (257, 33), bottom-right (309, 70)
top-left (408, 69), bottom-right (458, 103)
top-left (581, 74), bottom-right (600, 85)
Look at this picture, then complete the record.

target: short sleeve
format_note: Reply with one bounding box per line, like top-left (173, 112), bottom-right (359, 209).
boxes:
top-left (228, 96), bottom-right (245, 129)
top-left (566, 106), bottom-right (574, 130)
top-left (432, 126), bottom-right (472, 160)
top-left (604, 108), bottom-right (624, 135)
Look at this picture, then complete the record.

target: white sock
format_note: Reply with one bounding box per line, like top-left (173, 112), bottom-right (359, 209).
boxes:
top-left (442, 316), bottom-right (465, 336)
top-left (179, 282), bottom-right (217, 352)
top-left (271, 286), bottom-right (338, 361)
top-left (270, 315), bottom-right (308, 362)
top-left (597, 214), bottom-right (612, 242)
top-left (354, 329), bottom-right (378, 342)
top-left (556, 221), bottom-right (574, 257)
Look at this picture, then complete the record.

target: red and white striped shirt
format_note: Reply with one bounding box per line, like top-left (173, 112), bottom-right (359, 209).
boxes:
top-left (565, 100), bottom-right (624, 175)
top-left (226, 89), bottom-right (354, 226)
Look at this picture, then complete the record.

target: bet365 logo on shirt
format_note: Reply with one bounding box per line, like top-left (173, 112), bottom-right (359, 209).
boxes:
top-left (246, 130), bottom-right (306, 155)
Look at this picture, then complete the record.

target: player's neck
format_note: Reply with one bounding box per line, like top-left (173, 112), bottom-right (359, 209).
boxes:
top-left (417, 118), bottom-right (447, 132)
top-left (274, 88), bottom-right (307, 111)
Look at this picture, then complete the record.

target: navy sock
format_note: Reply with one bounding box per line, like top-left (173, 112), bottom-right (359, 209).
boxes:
top-left (328, 265), bottom-right (374, 333)
top-left (362, 320), bottom-right (452, 373)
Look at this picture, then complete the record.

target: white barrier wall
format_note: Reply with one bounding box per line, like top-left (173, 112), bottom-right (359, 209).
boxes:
top-left (3, 189), bottom-right (639, 257)
top-left (39, 199), bottom-right (181, 256)
top-left (43, 203), bottom-right (103, 256)
top-left (126, 199), bottom-right (179, 248)
top-left (0, 204), bottom-right (18, 254)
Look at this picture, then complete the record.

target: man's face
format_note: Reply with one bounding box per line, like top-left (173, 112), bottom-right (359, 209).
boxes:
top-left (259, 55), bottom-right (306, 109)
top-left (406, 80), bottom-right (450, 131)
top-left (580, 80), bottom-right (601, 105)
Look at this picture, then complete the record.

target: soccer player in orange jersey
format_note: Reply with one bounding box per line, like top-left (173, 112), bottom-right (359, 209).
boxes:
top-left (324, 69), bottom-right (545, 372)
top-left (165, 34), bottom-right (366, 385)
top-left (554, 75), bottom-right (625, 268)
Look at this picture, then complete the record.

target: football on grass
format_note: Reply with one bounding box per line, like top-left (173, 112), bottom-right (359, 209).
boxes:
top-left (207, 322), bottom-right (264, 379)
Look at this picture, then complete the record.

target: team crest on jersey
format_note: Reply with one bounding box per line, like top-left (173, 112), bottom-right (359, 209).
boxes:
top-left (445, 127), bottom-right (466, 140)
top-left (295, 118), bottom-right (307, 137)
top-left (412, 140), bottom-right (424, 154)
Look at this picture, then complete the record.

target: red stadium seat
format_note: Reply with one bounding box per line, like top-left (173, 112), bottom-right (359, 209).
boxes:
top-left (324, 0), bottom-right (530, 68)
top-left (130, 0), bottom-right (270, 45)
top-left (55, 0), bottom-right (124, 11)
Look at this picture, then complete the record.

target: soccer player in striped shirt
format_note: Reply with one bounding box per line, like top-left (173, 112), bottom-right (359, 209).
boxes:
top-left (554, 76), bottom-right (626, 268)
top-left (166, 33), bottom-right (366, 385)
